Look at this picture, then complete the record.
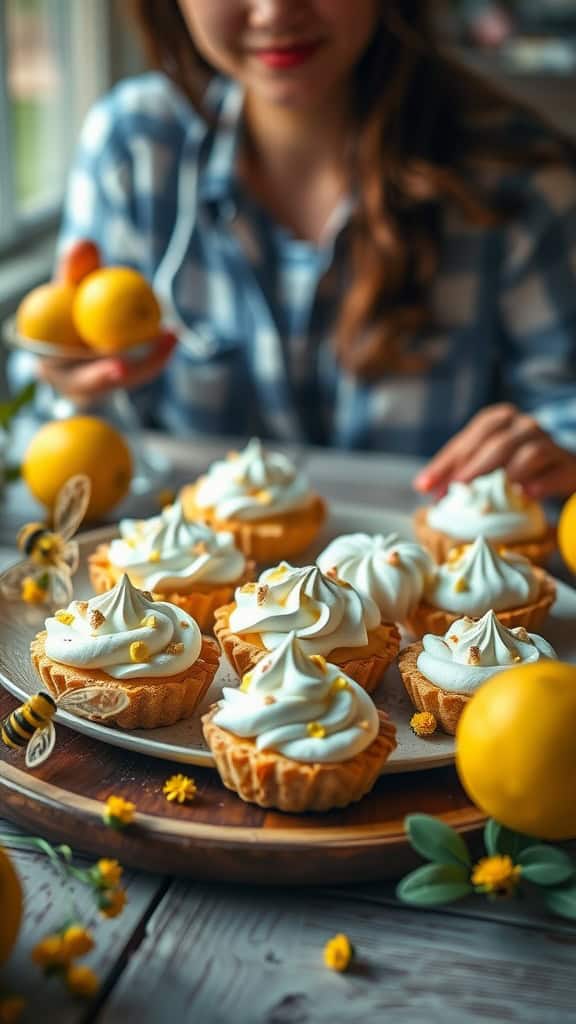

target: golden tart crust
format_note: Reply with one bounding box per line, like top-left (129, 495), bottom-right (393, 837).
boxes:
top-left (30, 630), bottom-right (220, 730)
top-left (413, 505), bottom-right (556, 566)
top-left (180, 483), bottom-right (327, 563)
top-left (202, 705), bottom-right (397, 812)
top-left (213, 601), bottom-right (401, 694)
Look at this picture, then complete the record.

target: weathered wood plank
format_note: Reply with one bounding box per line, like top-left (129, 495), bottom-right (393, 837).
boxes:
top-left (0, 818), bottom-right (166, 1023)
top-left (98, 883), bottom-right (576, 1024)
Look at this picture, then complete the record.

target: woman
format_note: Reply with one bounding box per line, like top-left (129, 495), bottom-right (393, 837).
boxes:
top-left (40, 0), bottom-right (576, 497)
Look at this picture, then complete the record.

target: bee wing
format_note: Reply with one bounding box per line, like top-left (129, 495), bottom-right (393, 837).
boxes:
top-left (58, 540), bottom-right (79, 575)
top-left (25, 723), bottom-right (56, 769)
top-left (53, 475), bottom-right (91, 540)
top-left (45, 569), bottom-right (74, 608)
top-left (0, 561), bottom-right (35, 600)
top-left (58, 687), bottom-right (130, 720)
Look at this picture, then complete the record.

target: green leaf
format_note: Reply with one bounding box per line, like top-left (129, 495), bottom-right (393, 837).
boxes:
top-left (0, 381), bottom-right (36, 429)
top-left (3, 464), bottom-right (21, 482)
top-left (486, 821), bottom-right (535, 859)
top-left (483, 819), bottom-right (500, 856)
top-left (406, 814), bottom-right (471, 867)
top-left (518, 846), bottom-right (575, 887)
top-left (397, 863), bottom-right (472, 906)
top-left (543, 883), bottom-right (576, 921)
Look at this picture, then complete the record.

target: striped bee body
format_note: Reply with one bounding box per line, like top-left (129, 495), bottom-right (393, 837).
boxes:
top-left (1, 692), bottom-right (57, 750)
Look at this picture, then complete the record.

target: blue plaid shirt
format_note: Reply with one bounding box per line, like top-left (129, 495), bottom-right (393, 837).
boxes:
top-left (58, 72), bottom-right (576, 455)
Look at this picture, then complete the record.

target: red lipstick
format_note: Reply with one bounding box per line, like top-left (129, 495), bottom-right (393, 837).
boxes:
top-left (254, 42), bottom-right (320, 69)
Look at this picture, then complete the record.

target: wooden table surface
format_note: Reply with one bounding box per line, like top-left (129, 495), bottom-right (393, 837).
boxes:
top-left (1, 435), bottom-right (575, 1024)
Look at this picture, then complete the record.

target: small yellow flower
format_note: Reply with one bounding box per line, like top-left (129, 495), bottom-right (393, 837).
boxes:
top-left (471, 855), bottom-right (522, 895)
top-left (65, 963), bottom-right (100, 998)
top-left (100, 886), bottom-right (127, 919)
top-left (0, 996), bottom-right (25, 1024)
top-left (55, 610), bottom-right (75, 625)
top-left (97, 858), bottom-right (123, 887)
top-left (163, 773), bottom-right (197, 804)
top-left (103, 795), bottom-right (135, 828)
top-left (31, 934), bottom-right (70, 969)
top-left (61, 924), bottom-right (94, 958)
top-left (20, 576), bottom-right (47, 604)
top-left (323, 934), bottom-right (354, 973)
top-left (410, 711), bottom-right (437, 737)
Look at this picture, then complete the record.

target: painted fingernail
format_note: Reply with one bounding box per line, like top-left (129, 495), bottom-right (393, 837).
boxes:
top-left (106, 362), bottom-right (126, 383)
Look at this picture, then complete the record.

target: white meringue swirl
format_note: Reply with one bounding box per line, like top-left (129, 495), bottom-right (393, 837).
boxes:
top-left (193, 438), bottom-right (313, 521)
top-left (317, 532), bottom-right (434, 623)
top-left (425, 537), bottom-right (541, 615)
top-left (108, 500), bottom-right (245, 592)
top-left (228, 561), bottom-right (380, 656)
top-left (213, 631), bottom-right (379, 762)
top-left (44, 575), bottom-right (202, 679)
top-left (417, 609), bottom-right (556, 693)
top-left (427, 469), bottom-right (547, 542)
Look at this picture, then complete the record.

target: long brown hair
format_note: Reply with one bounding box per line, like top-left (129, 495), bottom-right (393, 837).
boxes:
top-left (129, 1), bottom-right (568, 377)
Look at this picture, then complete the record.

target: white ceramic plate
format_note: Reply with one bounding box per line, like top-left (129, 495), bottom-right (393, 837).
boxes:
top-left (1, 503), bottom-right (574, 774)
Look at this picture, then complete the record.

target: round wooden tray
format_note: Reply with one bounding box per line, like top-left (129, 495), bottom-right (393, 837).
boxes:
top-left (0, 690), bottom-right (484, 884)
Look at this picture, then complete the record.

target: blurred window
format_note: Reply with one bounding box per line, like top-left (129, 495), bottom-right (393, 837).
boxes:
top-left (0, 0), bottom-right (110, 252)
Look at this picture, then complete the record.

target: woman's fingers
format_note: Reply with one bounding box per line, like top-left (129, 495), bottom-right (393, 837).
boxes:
top-left (523, 458), bottom-right (576, 499)
top-left (414, 404), bottom-right (518, 493)
top-left (413, 398), bottom-right (576, 499)
top-left (38, 332), bottom-right (177, 400)
top-left (505, 440), bottom-right (557, 485)
top-left (450, 414), bottom-right (544, 483)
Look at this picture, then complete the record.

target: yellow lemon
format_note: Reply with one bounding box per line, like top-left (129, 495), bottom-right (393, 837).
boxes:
top-left (558, 492), bottom-right (576, 574)
top-left (16, 282), bottom-right (86, 348)
top-left (456, 661), bottom-right (576, 840)
top-left (73, 267), bottom-right (161, 354)
top-left (0, 845), bottom-right (23, 965)
top-left (22, 416), bottom-right (133, 521)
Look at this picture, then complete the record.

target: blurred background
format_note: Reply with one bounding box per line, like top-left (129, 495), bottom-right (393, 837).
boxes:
top-left (0, 0), bottom-right (575, 396)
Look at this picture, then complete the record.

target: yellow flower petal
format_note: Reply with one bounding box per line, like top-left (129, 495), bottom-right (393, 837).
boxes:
top-left (410, 711), bottom-right (437, 737)
top-left (103, 795), bottom-right (135, 828)
top-left (31, 935), bottom-right (70, 969)
top-left (100, 886), bottom-right (127, 919)
top-left (323, 933), bottom-right (354, 972)
top-left (65, 964), bottom-right (100, 998)
top-left (97, 858), bottom-right (123, 887)
top-left (471, 854), bottom-right (522, 894)
top-left (163, 773), bottom-right (197, 804)
top-left (61, 924), bottom-right (94, 958)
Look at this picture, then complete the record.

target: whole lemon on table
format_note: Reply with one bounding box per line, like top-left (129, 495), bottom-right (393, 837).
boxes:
top-left (22, 416), bottom-right (133, 521)
top-left (0, 845), bottom-right (23, 965)
top-left (558, 492), bottom-right (576, 574)
top-left (456, 661), bottom-right (576, 840)
top-left (16, 282), bottom-right (86, 349)
top-left (73, 267), bottom-right (161, 354)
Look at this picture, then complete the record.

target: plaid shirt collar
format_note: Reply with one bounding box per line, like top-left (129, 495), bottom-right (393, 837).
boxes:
top-left (196, 79), bottom-right (244, 208)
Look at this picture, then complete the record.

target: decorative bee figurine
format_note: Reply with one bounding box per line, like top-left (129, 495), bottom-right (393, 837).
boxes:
top-left (0, 475), bottom-right (91, 609)
top-left (1, 687), bottom-right (129, 769)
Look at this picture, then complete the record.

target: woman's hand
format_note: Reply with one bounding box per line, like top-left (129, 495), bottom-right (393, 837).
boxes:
top-left (414, 403), bottom-right (576, 499)
top-left (38, 331), bottom-right (177, 405)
